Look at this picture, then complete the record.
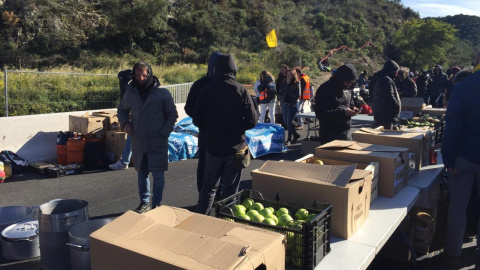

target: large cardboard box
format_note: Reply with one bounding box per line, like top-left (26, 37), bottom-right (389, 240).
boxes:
top-left (401, 97), bottom-right (425, 116)
top-left (69, 114), bottom-right (107, 137)
top-left (295, 154), bottom-right (380, 204)
top-left (252, 160), bottom-right (372, 239)
top-left (92, 110), bottom-right (120, 131)
top-left (314, 140), bottom-right (409, 198)
top-left (91, 206), bottom-right (285, 270)
top-left (352, 128), bottom-right (430, 171)
top-left (105, 131), bottom-right (127, 161)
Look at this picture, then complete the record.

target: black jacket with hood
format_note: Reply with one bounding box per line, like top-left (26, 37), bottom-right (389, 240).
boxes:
top-left (193, 54), bottom-right (258, 157)
top-left (314, 64), bottom-right (357, 136)
top-left (372, 60), bottom-right (401, 119)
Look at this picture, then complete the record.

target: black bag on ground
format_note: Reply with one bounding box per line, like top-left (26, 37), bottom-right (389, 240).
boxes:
top-left (0, 151), bottom-right (29, 175)
top-left (84, 142), bottom-right (109, 170)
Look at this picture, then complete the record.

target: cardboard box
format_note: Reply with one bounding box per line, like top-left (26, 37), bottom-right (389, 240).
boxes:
top-left (353, 128), bottom-right (430, 171)
top-left (314, 140), bottom-right (408, 198)
top-left (295, 154), bottom-right (380, 204)
top-left (252, 160), bottom-right (372, 239)
top-left (106, 131), bottom-right (127, 161)
top-left (69, 114), bottom-right (107, 137)
top-left (401, 97), bottom-right (425, 116)
top-left (91, 206), bottom-right (285, 270)
top-left (92, 110), bottom-right (120, 131)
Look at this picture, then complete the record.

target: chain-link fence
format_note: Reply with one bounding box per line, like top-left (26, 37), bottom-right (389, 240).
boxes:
top-left (1, 69), bottom-right (193, 117)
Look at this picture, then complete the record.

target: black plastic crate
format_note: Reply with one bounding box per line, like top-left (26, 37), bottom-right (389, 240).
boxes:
top-left (214, 189), bottom-right (332, 270)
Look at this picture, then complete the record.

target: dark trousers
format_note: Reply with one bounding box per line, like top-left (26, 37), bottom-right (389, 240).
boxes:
top-left (373, 115), bottom-right (396, 130)
top-left (195, 151), bottom-right (242, 215)
top-left (196, 132), bottom-right (223, 197)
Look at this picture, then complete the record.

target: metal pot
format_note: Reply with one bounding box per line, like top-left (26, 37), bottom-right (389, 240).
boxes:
top-left (0, 206), bottom-right (37, 235)
top-left (1, 220), bottom-right (40, 260)
top-left (67, 218), bottom-right (114, 270)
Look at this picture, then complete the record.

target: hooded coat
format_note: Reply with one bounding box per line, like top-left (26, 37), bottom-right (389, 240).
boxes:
top-left (372, 60), bottom-right (401, 120)
top-left (117, 63), bottom-right (178, 172)
top-left (193, 54), bottom-right (258, 157)
top-left (428, 65), bottom-right (448, 100)
top-left (314, 64), bottom-right (357, 142)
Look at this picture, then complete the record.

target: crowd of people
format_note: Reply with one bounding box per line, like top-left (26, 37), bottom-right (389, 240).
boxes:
top-left (108, 50), bottom-right (480, 269)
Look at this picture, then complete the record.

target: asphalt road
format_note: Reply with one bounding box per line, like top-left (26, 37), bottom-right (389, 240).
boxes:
top-left (0, 119), bottom-right (477, 270)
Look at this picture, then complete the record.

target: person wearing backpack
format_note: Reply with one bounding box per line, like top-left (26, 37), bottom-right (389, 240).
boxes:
top-left (109, 69), bottom-right (133, 171)
top-left (118, 62), bottom-right (178, 213)
top-left (257, 70), bottom-right (276, 123)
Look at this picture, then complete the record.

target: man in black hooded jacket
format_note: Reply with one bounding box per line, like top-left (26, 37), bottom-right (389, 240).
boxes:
top-left (314, 64), bottom-right (359, 144)
top-left (372, 60), bottom-right (401, 130)
top-left (193, 53), bottom-right (258, 215)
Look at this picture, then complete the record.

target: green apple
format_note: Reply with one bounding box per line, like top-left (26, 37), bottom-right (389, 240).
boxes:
top-left (241, 198), bottom-right (254, 211)
top-left (259, 208), bottom-right (273, 217)
top-left (276, 207), bottom-right (290, 218)
top-left (251, 214), bottom-right (265, 223)
top-left (306, 213), bottom-right (317, 222)
top-left (278, 214), bottom-right (293, 227)
top-left (232, 205), bottom-right (246, 217)
top-left (247, 210), bottom-right (259, 219)
top-left (250, 202), bottom-right (264, 212)
top-left (295, 208), bottom-right (309, 220)
top-left (262, 217), bottom-right (276, 226)
top-left (237, 214), bottom-right (250, 220)
top-left (314, 159), bottom-right (324, 165)
top-left (264, 213), bottom-right (278, 224)
top-left (266, 207), bottom-right (275, 214)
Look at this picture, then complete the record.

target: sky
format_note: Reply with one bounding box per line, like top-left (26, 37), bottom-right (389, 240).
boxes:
top-left (401, 0), bottom-right (480, 18)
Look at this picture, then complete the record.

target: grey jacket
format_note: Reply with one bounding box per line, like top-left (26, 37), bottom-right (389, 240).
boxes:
top-left (117, 78), bottom-right (178, 172)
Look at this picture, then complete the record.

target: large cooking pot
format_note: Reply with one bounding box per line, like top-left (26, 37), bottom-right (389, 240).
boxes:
top-left (67, 218), bottom-right (114, 270)
top-left (1, 219), bottom-right (40, 260)
top-left (38, 199), bottom-right (89, 270)
top-left (0, 206), bottom-right (37, 236)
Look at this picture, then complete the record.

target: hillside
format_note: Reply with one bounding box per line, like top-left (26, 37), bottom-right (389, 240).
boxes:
top-left (0, 0), bottom-right (477, 73)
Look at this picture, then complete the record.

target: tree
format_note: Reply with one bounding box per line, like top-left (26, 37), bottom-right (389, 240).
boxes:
top-left (103, 0), bottom-right (169, 53)
top-left (393, 19), bottom-right (457, 70)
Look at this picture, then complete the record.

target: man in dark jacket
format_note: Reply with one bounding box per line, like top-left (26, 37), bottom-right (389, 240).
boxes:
top-left (416, 70), bottom-right (431, 104)
top-left (314, 64), bottom-right (359, 144)
top-left (395, 68), bottom-right (417, 98)
top-left (118, 62), bottom-right (178, 213)
top-left (372, 60), bottom-right (401, 130)
top-left (194, 53), bottom-right (258, 215)
top-left (440, 51), bottom-right (480, 267)
top-left (184, 52), bottom-right (220, 194)
top-left (428, 64), bottom-right (448, 108)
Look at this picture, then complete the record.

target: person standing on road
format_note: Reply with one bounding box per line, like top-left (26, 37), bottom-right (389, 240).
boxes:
top-left (314, 64), bottom-right (359, 144)
top-left (440, 50), bottom-right (480, 268)
top-left (282, 68), bottom-right (301, 145)
top-left (295, 68), bottom-right (312, 130)
top-left (276, 64), bottom-right (289, 128)
top-left (109, 69), bottom-right (133, 171)
top-left (372, 60), bottom-right (401, 130)
top-left (118, 62), bottom-right (178, 213)
top-left (257, 70), bottom-right (276, 123)
top-left (185, 52), bottom-right (220, 195)
top-left (194, 53), bottom-right (257, 215)
top-left (395, 67), bottom-right (417, 98)
top-left (428, 64), bottom-right (448, 108)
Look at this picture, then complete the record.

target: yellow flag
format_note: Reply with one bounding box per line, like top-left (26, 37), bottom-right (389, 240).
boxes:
top-left (266, 29), bottom-right (277, 48)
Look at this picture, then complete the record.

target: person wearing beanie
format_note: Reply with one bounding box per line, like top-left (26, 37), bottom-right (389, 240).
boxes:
top-left (372, 60), bottom-right (401, 129)
top-left (427, 64), bottom-right (448, 108)
top-left (314, 64), bottom-right (359, 144)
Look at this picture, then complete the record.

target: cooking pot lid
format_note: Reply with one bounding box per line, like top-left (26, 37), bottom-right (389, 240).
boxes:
top-left (1, 220), bottom-right (38, 239)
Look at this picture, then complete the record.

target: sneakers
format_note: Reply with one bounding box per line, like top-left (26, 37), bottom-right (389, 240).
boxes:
top-left (134, 202), bottom-right (151, 213)
top-left (109, 160), bottom-right (128, 171)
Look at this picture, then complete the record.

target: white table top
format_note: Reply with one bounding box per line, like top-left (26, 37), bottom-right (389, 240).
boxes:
top-left (408, 152), bottom-right (444, 190)
top-left (316, 186), bottom-right (420, 269)
top-left (296, 111), bottom-right (316, 118)
top-left (352, 114), bottom-right (374, 122)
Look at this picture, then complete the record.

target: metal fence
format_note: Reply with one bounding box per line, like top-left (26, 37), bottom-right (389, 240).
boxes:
top-left (1, 69), bottom-right (193, 117)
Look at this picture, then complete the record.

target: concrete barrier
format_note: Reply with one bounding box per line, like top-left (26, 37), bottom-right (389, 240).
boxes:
top-left (0, 104), bottom-right (188, 162)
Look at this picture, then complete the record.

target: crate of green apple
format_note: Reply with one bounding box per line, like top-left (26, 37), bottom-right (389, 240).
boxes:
top-left (214, 189), bottom-right (332, 270)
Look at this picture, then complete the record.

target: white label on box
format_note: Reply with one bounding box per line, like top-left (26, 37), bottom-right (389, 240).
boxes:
top-left (394, 164), bottom-right (405, 187)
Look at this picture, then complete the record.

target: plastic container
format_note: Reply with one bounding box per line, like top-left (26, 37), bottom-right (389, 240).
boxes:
top-left (215, 189), bottom-right (332, 270)
top-left (67, 137), bottom-right (86, 164)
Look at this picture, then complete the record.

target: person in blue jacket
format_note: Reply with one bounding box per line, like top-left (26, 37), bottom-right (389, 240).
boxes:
top-left (440, 50), bottom-right (480, 267)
